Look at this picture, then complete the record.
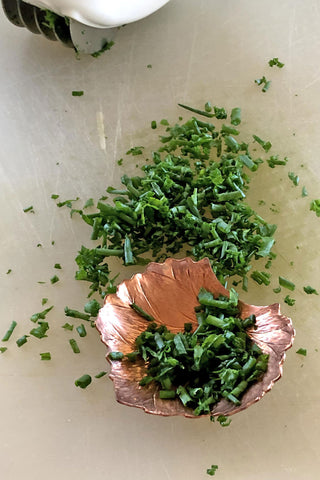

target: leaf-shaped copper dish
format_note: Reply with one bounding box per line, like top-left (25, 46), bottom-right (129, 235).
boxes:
top-left (96, 257), bottom-right (295, 418)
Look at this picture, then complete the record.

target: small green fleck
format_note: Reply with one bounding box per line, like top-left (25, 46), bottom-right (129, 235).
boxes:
top-left (117, 158), bottom-right (123, 166)
top-left (301, 186), bottom-right (308, 197)
top-left (41, 298), bottom-right (48, 305)
top-left (160, 119), bottom-right (169, 126)
top-left (16, 335), bottom-right (29, 347)
top-left (268, 57), bottom-right (285, 68)
top-left (95, 371), bottom-right (107, 379)
top-left (40, 352), bottom-right (51, 360)
top-left (51, 194), bottom-right (59, 199)
top-left (126, 146), bottom-right (144, 156)
top-left (284, 295), bottom-right (295, 306)
top-left (75, 374), bottom-right (92, 388)
top-left (72, 91), bottom-right (84, 97)
top-left (303, 286), bottom-right (319, 295)
top-left (54, 263), bottom-right (62, 270)
top-left (23, 205), bottom-right (34, 213)
top-left (151, 120), bottom-right (157, 129)
top-left (62, 322), bottom-right (74, 331)
top-left (147, 64), bottom-right (152, 68)
top-left (108, 351), bottom-right (124, 361)
top-left (0, 347), bottom-right (8, 353)
top-left (296, 348), bottom-right (307, 356)
top-left (207, 465), bottom-right (218, 476)
top-left (6, 269), bottom-right (12, 274)
top-left (50, 275), bottom-right (59, 284)
top-left (310, 199), bottom-right (320, 217)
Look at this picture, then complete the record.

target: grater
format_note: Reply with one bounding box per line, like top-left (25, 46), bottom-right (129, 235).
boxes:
top-left (1, 0), bottom-right (170, 54)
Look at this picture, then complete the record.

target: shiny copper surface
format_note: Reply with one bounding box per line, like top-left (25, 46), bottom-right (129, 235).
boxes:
top-left (96, 257), bottom-right (295, 418)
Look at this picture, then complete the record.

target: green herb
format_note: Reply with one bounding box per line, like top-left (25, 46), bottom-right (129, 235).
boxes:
top-left (2, 321), bottom-right (17, 341)
top-left (62, 322), bottom-right (74, 331)
top-left (130, 303), bottom-right (155, 322)
top-left (296, 348), bottom-right (307, 356)
top-left (301, 186), bottom-right (308, 197)
top-left (279, 276), bottom-right (295, 291)
top-left (204, 102), bottom-right (212, 112)
top-left (54, 263), bottom-right (62, 269)
top-left (126, 146), bottom-right (144, 156)
top-left (50, 275), bottom-right (59, 284)
top-left (83, 198), bottom-right (94, 209)
top-left (160, 119), bottom-right (169, 126)
top-left (40, 352), bottom-right (51, 360)
top-left (267, 155), bottom-right (288, 168)
top-left (117, 158), bottom-right (123, 166)
top-left (151, 121), bottom-right (157, 129)
top-left (230, 107), bottom-right (241, 126)
top-left (178, 103), bottom-right (215, 118)
top-left (84, 299), bottom-right (101, 317)
top-left (129, 288), bottom-right (268, 415)
top-left (23, 205), bottom-right (34, 213)
top-left (268, 57), bottom-right (284, 68)
top-left (95, 371), bottom-right (107, 378)
top-left (207, 465), bottom-right (219, 476)
top-left (76, 324), bottom-right (87, 338)
top-left (42, 10), bottom-right (59, 29)
top-left (51, 194), bottom-right (59, 200)
top-left (251, 270), bottom-right (271, 286)
top-left (147, 64), bottom-right (152, 68)
top-left (303, 285), bottom-right (318, 295)
top-left (288, 172), bottom-right (299, 186)
top-left (273, 286), bottom-right (281, 294)
top-left (64, 307), bottom-right (90, 321)
top-left (284, 295), bottom-right (295, 306)
top-left (255, 76), bottom-right (271, 92)
top-left (69, 339), bottom-right (80, 354)
top-left (30, 321), bottom-right (49, 339)
top-left (16, 335), bottom-right (29, 347)
top-left (108, 351), bottom-right (124, 361)
top-left (252, 135), bottom-right (272, 152)
top-left (75, 374), bottom-right (92, 388)
top-left (91, 40), bottom-right (114, 58)
top-left (0, 347), bottom-right (7, 353)
top-left (6, 269), bottom-right (12, 274)
top-left (41, 298), bottom-right (48, 305)
top-left (310, 199), bottom-right (320, 217)
top-left (72, 91), bottom-right (84, 97)
top-left (30, 306), bottom-right (53, 323)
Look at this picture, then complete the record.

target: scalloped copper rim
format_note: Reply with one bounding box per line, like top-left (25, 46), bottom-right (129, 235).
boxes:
top-left (96, 257), bottom-right (295, 417)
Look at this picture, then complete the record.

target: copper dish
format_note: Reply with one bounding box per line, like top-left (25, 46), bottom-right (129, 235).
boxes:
top-left (96, 257), bottom-right (295, 418)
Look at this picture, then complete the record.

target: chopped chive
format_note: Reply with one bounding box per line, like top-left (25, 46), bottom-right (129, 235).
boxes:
top-left (268, 57), bottom-right (284, 68)
top-left (288, 172), bottom-right (299, 186)
top-left (204, 101), bottom-right (212, 112)
top-left (159, 390), bottom-right (176, 399)
top-left (84, 299), bottom-right (101, 317)
top-left (64, 307), bottom-right (90, 321)
top-left (40, 352), bottom-right (51, 360)
top-left (126, 146), bottom-right (144, 156)
top-left (310, 199), bottom-right (320, 217)
top-left (95, 371), bottom-right (107, 378)
top-left (72, 90), bottom-right (84, 96)
top-left (23, 205), bottom-right (34, 213)
top-left (130, 303), bottom-right (155, 322)
top-left (108, 351), bottom-right (124, 361)
top-left (273, 286), bottom-right (281, 294)
top-left (206, 465), bottom-right (218, 476)
top-left (30, 306), bottom-right (53, 323)
top-left (301, 186), bottom-right (308, 197)
top-left (50, 275), bottom-right (59, 284)
top-left (151, 120), bottom-right (157, 129)
top-left (83, 198), bottom-right (94, 209)
top-left (75, 374), bottom-right (92, 388)
top-left (303, 286), bottom-right (319, 295)
top-left (296, 348), bottom-right (307, 356)
top-left (0, 347), bottom-right (8, 353)
top-left (51, 194), bottom-right (59, 199)
top-left (76, 324), bottom-right (87, 337)
top-left (284, 295), bottom-right (295, 306)
top-left (252, 135), bottom-right (272, 152)
top-left (160, 119), bottom-right (169, 125)
top-left (54, 263), bottom-right (62, 269)
top-left (178, 103), bottom-right (215, 118)
top-left (16, 335), bottom-right (29, 347)
top-left (69, 339), bottom-right (80, 353)
top-left (250, 270), bottom-right (271, 286)
top-left (279, 276), bottom-right (295, 291)
top-left (41, 298), bottom-right (48, 305)
top-left (6, 269), bottom-right (12, 274)
top-left (2, 321), bottom-right (17, 341)
top-left (230, 107), bottom-right (241, 126)
top-left (30, 321), bottom-right (49, 339)
top-left (62, 322), bottom-right (74, 331)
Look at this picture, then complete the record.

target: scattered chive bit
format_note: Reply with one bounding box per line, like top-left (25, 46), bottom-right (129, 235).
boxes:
top-left (51, 194), bottom-right (59, 200)
top-left (128, 288), bottom-right (269, 415)
top-left (160, 118), bottom-right (169, 125)
top-left (279, 276), bottom-right (295, 291)
top-left (83, 198), bottom-right (94, 209)
top-left (252, 135), bottom-right (272, 152)
top-left (6, 268), bottom-right (12, 274)
top-left (84, 299), bottom-right (101, 317)
top-left (273, 286), bottom-right (281, 294)
top-left (296, 348), bottom-right (307, 356)
top-left (255, 76), bottom-right (271, 92)
top-left (76, 324), bottom-right (87, 337)
top-left (95, 371), bottom-right (107, 378)
top-left (0, 347), bottom-right (8, 353)
top-left (56, 197), bottom-right (79, 208)
top-left (268, 57), bottom-right (285, 68)
top-left (64, 307), bottom-right (90, 321)
top-left (303, 286), bottom-right (319, 295)
top-left (206, 465), bottom-right (219, 476)
top-left (151, 120), bottom-right (157, 129)
top-left (146, 64), bottom-right (152, 68)
top-left (310, 199), bottom-right (320, 217)
top-left (30, 306), bottom-right (53, 323)
top-left (204, 101), bottom-right (212, 112)
top-left (230, 107), bottom-right (241, 126)
top-left (16, 335), bottom-right (29, 347)
top-left (284, 295), bottom-right (295, 306)
top-left (250, 270), bottom-right (271, 286)
top-left (267, 155), bottom-right (288, 168)
top-left (2, 321), bottom-right (17, 341)
top-left (62, 322), bottom-right (74, 331)
top-left (91, 40), bottom-right (114, 58)
top-left (72, 90), bottom-right (84, 96)
top-left (51, 241), bottom-right (55, 245)
top-left (130, 303), bottom-right (155, 322)
top-left (117, 158), bottom-right (123, 166)
top-left (75, 374), bottom-right (92, 388)
top-left (288, 172), bottom-right (299, 186)
top-left (40, 352), bottom-right (51, 360)
top-left (210, 415), bottom-right (232, 427)
top-left (23, 205), bottom-right (34, 213)
top-left (41, 298), bottom-right (48, 305)
top-left (54, 263), bottom-right (62, 269)
top-left (30, 321), bottom-right (49, 339)
top-left (69, 339), bottom-right (80, 354)
top-left (178, 103), bottom-right (215, 118)
top-left (108, 351), bottom-right (124, 361)
top-left (36, 242), bottom-right (42, 247)
top-left (126, 146), bottom-right (144, 156)
top-left (50, 275), bottom-right (59, 284)
top-left (301, 186), bottom-right (308, 197)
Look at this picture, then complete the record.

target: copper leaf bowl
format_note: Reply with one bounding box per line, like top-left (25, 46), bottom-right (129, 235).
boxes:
top-left (96, 257), bottom-right (295, 418)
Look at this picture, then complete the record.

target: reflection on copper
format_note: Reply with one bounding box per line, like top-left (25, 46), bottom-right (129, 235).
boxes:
top-left (96, 257), bottom-right (295, 418)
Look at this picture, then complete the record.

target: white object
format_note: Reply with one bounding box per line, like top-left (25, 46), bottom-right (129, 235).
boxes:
top-left (24, 0), bottom-right (170, 28)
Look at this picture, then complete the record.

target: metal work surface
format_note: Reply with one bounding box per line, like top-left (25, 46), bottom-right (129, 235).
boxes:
top-left (0, 1), bottom-right (319, 479)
